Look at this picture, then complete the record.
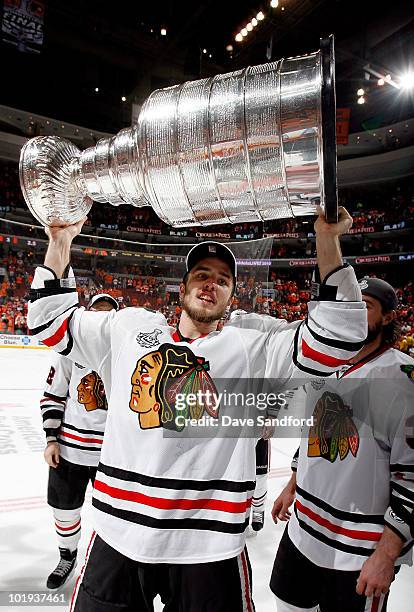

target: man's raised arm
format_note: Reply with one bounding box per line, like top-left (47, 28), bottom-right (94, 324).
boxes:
top-left (27, 219), bottom-right (113, 373)
top-left (230, 207), bottom-right (367, 381)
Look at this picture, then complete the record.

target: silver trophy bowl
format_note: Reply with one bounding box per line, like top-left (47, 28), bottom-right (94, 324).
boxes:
top-left (19, 35), bottom-right (337, 228)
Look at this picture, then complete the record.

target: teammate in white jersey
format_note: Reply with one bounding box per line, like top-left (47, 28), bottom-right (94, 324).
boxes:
top-left (270, 278), bottom-right (414, 612)
top-left (27, 207), bottom-right (367, 611)
top-left (42, 294), bottom-right (118, 589)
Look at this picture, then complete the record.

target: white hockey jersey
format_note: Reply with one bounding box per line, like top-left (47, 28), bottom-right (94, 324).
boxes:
top-left (288, 347), bottom-right (414, 571)
top-left (41, 353), bottom-right (108, 467)
top-left (28, 263), bottom-right (366, 564)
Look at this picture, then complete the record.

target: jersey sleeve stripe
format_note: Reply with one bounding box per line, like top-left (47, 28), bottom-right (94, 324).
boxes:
top-left (59, 430), bottom-right (103, 445)
top-left (305, 320), bottom-right (365, 351)
top-left (301, 339), bottom-right (351, 367)
top-left (42, 316), bottom-right (70, 347)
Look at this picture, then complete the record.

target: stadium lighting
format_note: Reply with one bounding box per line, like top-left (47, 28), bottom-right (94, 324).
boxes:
top-left (257, 11), bottom-right (265, 20)
top-left (377, 78), bottom-right (385, 86)
top-left (270, 0), bottom-right (279, 7)
top-left (357, 96), bottom-right (365, 105)
top-left (160, 28), bottom-right (167, 36)
top-left (399, 71), bottom-right (414, 90)
top-left (247, 23), bottom-right (253, 31)
top-left (241, 28), bottom-right (248, 36)
top-left (251, 17), bottom-right (258, 26)
top-left (357, 88), bottom-right (364, 96)
top-left (235, 33), bottom-right (243, 42)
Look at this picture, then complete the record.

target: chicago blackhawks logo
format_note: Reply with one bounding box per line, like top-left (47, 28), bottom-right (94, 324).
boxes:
top-left (308, 391), bottom-right (359, 462)
top-left (129, 343), bottom-right (219, 431)
top-left (77, 372), bottom-right (107, 411)
top-left (400, 364), bottom-right (414, 382)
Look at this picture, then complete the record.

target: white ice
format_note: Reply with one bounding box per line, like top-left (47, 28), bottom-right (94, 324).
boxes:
top-left (0, 347), bottom-right (412, 611)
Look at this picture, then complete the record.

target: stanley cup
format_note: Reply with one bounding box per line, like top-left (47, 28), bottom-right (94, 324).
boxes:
top-left (19, 35), bottom-right (338, 228)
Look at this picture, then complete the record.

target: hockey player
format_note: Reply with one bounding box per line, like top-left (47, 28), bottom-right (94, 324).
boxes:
top-left (270, 278), bottom-right (414, 612)
top-left (42, 293), bottom-right (119, 589)
top-left (27, 207), bottom-right (367, 611)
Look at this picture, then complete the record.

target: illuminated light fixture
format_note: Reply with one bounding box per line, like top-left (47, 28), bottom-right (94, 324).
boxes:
top-left (384, 74), bottom-right (392, 82)
top-left (94, 87), bottom-right (99, 92)
top-left (241, 27), bottom-right (248, 36)
top-left (257, 11), bottom-right (265, 20)
top-left (121, 96), bottom-right (126, 102)
top-left (246, 23), bottom-right (253, 31)
top-left (357, 96), bottom-right (365, 104)
top-left (203, 48), bottom-right (207, 54)
top-left (388, 129), bottom-right (393, 133)
top-left (235, 33), bottom-right (243, 42)
top-left (399, 71), bottom-right (414, 90)
top-left (251, 17), bottom-right (258, 26)
top-left (209, 54), bottom-right (212, 58)
top-left (160, 27), bottom-right (167, 36)
top-left (281, 6), bottom-right (285, 9)
top-left (226, 44), bottom-right (233, 51)
top-left (377, 78), bottom-right (385, 86)
top-left (270, 0), bottom-right (279, 6)
top-left (357, 88), bottom-right (364, 96)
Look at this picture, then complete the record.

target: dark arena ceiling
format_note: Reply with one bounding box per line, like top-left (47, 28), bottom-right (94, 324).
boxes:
top-left (1, 0), bottom-right (413, 134)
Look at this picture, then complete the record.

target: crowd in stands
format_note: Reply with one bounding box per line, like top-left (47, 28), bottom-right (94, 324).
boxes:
top-left (1, 160), bottom-right (414, 244)
top-left (1, 159), bottom-right (413, 353)
top-left (1, 246), bottom-right (413, 357)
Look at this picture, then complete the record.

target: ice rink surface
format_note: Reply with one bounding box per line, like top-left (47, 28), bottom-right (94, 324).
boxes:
top-left (0, 347), bottom-right (413, 611)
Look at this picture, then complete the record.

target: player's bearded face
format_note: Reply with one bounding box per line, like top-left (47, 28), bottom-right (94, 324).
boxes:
top-left (363, 295), bottom-right (388, 344)
top-left (181, 258), bottom-right (233, 324)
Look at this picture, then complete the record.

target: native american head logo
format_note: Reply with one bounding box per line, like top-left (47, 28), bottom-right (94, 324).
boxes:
top-left (129, 343), bottom-right (219, 431)
top-left (77, 372), bottom-right (107, 411)
top-left (308, 391), bottom-right (359, 462)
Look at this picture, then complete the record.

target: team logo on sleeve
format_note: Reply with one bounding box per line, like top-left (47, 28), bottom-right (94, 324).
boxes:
top-left (308, 391), bottom-right (359, 462)
top-left (400, 364), bottom-right (414, 382)
top-left (129, 343), bottom-right (219, 431)
top-left (136, 328), bottom-right (163, 348)
top-left (77, 372), bottom-right (108, 411)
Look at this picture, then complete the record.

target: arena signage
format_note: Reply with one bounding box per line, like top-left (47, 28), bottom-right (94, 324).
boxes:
top-left (0, 334), bottom-right (48, 349)
top-left (236, 259), bottom-right (272, 266)
top-left (347, 227), bottom-right (375, 234)
top-left (354, 255), bottom-right (391, 264)
top-left (263, 232), bottom-right (301, 239)
top-left (195, 232), bottom-right (231, 239)
top-left (126, 226), bottom-right (162, 234)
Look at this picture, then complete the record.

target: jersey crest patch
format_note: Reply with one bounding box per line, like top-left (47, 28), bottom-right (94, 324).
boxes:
top-left (308, 391), bottom-right (359, 462)
top-left (400, 364), bottom-right (414, 382)
top-left (77, 372), bottom-right (107, 411)
top-left (136, 328), bottom-right (162, 348)
top-left (129, 343), bottom-right (219, 431)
